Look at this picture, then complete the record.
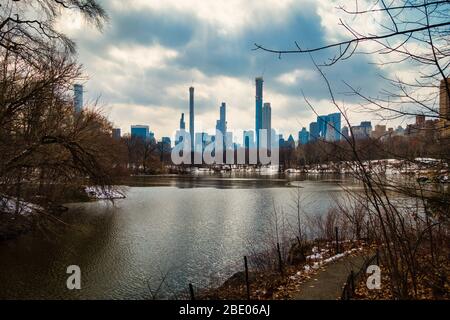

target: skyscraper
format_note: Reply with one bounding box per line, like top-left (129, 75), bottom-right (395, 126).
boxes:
top-left (112, 128), bottom-right (121, 140)
top-left (262, 102), bottom-right (272, 149)
top-left (439, 78), bottom-right (450, 137)
top-left (287, 134), bottom-right (295, 149)
top-left (351, 121), bottom-right (372, 140)
top-left (161, 137), bottom-right (172, 153)
top-left (243, 130), bottom-right (255, 149)
top-left (298, 127), bottom-right (309, 145)
top-left (316, 113), bottom-right (341, 141)
top-left (341, 126), bottom-right (350, 139)
top-left (131, 125), bottom-right (150, 141)
top-left (215, 102), bottom-right (227, 134)
top-left (74, 84), bottom-right (83, 113)
top-left (309, 122), bottom-right (320, 142)
top-left (372, 124), bottom-right (387, 139)
top-left (189, 87), bottom-right (195, 154)
top-left (317, 115), bottom-right (329, 139)
top-left (255, 77), bottom-right (263, 148)
top-left (180, 113), bottom-right (185, 130)
top-left (326, 113), bottom-right (341, 142)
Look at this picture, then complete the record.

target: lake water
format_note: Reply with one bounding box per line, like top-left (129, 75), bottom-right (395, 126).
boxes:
top-left (0, 174), bottom-right (361, 299)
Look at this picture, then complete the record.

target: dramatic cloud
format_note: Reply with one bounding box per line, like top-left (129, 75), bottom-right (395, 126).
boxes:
top-left (60, 0), bottom-right (396, 143)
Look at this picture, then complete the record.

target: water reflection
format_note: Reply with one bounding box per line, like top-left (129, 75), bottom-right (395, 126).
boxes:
top-left (0, 174), bottom-right (361, 299)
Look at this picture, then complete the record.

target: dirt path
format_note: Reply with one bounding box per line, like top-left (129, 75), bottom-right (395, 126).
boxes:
top-left (293, 254), bottom-right (368, 300)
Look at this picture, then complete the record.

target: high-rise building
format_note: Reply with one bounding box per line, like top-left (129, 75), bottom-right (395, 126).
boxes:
top-left (149, 131), bottom-right (156, 143)
top-left (351, 121), bottom-right (372, 140)
top-left (361, 121), bottom-right (372, 134)
top-left (131, 125), bottom-right (150, 141)
top-left (372, 124), bottom-right (387, 139)
top-left (317, 115), bottom-right (329, 139)
top-left (326, 113), bottom-right (341, 141)
top-left (161, 137), bottom-right (172, 153)
top-left (180, 113), bottom-right (185, 130)
top-left (262, 102), bottom-right (272, 148)
top-left (278, 134), bottom-right (285, 148)
top-left (309, 122), bottom-right (320, 142)
top-left (112, 128), bottom-right (121, 140)
top-left (176, 113), bottom-right (186, 146)
top-left (286, 134), bottom-right (295, 149)
top-left (74, 84), bottom-right (83, 113)
top-left (215, 102), bottom-right (227, 134)
top-left (189, 87), bottom-right (195, 153)
top-left (341, 126), bottom-right (349, 139)
top-left (439, 78), bottom-right (450, 137)
top-left (298, 127), bottom-right (309, 145)
top-left (255, 77), bottom-right (263, 148)
top-left (243, 130), bottom-right (255, 149)
top-left (316, 113), bottom-right (341, 141)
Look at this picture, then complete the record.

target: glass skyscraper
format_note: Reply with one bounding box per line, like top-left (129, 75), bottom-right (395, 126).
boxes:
top-left (189, 87), bottom-right (195, 154)
top-left (262, 102), bottom-right (271, 149)
top-left (309, 122), bottom-right (320, 142)
top-left (315, 113), bottom-right (342, 142)
top-left (216, 102), bottom-right (227, 134)
top-left (326, 112), bottom-right (342, 142)
top-left (298, 127), bottom-right (309, 145)
top-left (131, 125), bottom-right (150, 141)
top-left (74, 84), bottom-right (83, 113)
top-left (255, 77), bottom-right (263, 148)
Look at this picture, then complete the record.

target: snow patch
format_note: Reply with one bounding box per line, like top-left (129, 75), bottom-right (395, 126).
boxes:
top-left (0, 196), bottom-right (43, 215)
top-left (85, 187), bottom-right (126, 199)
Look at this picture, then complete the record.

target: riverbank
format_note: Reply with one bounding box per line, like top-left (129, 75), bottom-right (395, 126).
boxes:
top-left (0, 186), bottom-right (125, 241)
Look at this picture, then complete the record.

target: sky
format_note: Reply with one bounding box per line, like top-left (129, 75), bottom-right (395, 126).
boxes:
top-left (57, 0), bottom-right (412, 143)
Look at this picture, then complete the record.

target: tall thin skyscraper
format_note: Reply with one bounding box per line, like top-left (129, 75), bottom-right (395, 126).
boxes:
top-left (74, 84), bottom-right (83, 113)
top-left (180, 113), bottom-right (185, 130)
top-left (216, 102), bottom-right (227, 134)
top-left (255, 77), bottom-right (263, 149)
top-left (189, 87), bottom-right (195, 154)
top-left (220, 102), bottom-right (226, 134)
top-left (262, 102), bottom-right (272, 149)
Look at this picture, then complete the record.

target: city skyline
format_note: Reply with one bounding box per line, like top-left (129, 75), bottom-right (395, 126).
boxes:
top-left (110, 77), bottom-right (419, 146)
top-left (58, 0), bottom-right (415, 141)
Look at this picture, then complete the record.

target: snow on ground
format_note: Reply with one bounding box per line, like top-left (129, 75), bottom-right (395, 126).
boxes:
top-left (290, 247), bottom-right (364, 280)
top-left (282, 158), bottom-right (449, 179)
top-left (0, 196), bottom-right (43, 215)
top-left (85, 186), bottom-right (126, 199)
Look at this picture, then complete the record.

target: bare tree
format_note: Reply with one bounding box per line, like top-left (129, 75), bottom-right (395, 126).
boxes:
top-left (255, 0), bottom-right (449, 299)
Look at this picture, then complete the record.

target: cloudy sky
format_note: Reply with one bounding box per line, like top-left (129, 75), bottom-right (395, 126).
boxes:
top-left (59, 0), bottom-right (407, 143)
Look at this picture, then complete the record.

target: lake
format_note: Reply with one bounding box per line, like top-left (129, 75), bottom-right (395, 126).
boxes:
top-left (0, 173), bottom-right (361, 299)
